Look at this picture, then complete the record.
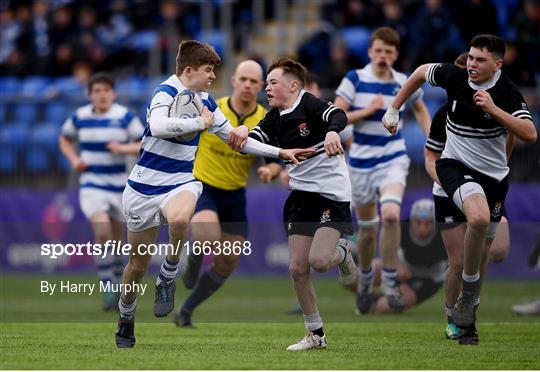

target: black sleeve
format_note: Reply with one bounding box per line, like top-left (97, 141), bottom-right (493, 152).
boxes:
top-left (425, 63), bottom-right (463, 90)
top-left (305, 93), bottom-right (347, 133)
top-left (248, 109), bottom-right (279, 146)
top-left (504, 84), bottom-right (533, 122)
top-left (425, 103), bottom-right (448, 153)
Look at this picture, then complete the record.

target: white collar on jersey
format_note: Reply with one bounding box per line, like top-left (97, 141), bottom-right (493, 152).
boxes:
top-left (468, 69), bottom-right (501, 91)
top-left (280, 89), bottom-right (306, 116)
top-left (365, 63), bottom-right (399, 83)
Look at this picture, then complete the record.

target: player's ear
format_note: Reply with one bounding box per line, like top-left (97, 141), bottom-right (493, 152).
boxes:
top-left (495, 58), bottom-right (503, 70)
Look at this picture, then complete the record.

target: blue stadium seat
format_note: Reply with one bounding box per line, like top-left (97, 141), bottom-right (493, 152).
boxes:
top-left (51, 77), bottom-right (85, 97)
top-left (116, 77), bottom-right (149, 99)
top-left (25, 147), bottom-right (50, 172)
top-left (44, 102), bottom-right (70, 123)
top-left (402, 121), bottom-right (426, 164)
top-left (0, 104), bottom-right (7, 122)
top-left (30, 122), bottom-right (61, 150)
top-left (13, 103), bottom-right (39, 123)
top-left (194, 30), bottom-right (225, 59)
top-left (0, 77), bottom-right (20, 97)
top-left (340, 26), bottom-right (371, 64)
top-left (0, 122), bottom-right (29, 149)
top-left (0, 147), bottom-right (18, 172)
top-left (21, 76), bottom-right (50, 97)
top-left (129, 30), bottom-right (159, 51)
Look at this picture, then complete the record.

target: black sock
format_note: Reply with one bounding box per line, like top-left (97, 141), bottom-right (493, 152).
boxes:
top-left (312, 327), bottom-right (324, 337)
top-left (462, 279), bottom-right (479, 297)
top-left (182, 267), bottom-right (227, 312)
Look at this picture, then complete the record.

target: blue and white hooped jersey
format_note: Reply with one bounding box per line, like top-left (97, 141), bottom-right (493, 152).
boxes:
top-left (127, 74), bottom-right (229, 196)
top-left (335, 64), bottom-right (423, 172)
top-left (61, 103), bottom-right (144, 193)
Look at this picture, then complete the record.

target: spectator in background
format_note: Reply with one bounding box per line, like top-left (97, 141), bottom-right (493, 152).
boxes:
top-left (380, 0), bottom-right (413, 71)
top-left (410, 0), bottom-right (464, 66)
top-left (452, 0), bottom-right (499, 44)
top-left (514, 0), bottom-right (540, 74)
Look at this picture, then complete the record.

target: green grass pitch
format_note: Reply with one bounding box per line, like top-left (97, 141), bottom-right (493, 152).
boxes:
top-left (1, 274), bottom-right (539, 369)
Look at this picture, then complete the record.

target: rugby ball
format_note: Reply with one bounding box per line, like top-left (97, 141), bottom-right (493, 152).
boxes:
top-left (168, 89), bottom-right (204, 141)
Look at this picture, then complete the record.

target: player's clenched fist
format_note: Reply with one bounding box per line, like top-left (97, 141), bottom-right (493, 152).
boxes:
top-left (382, 106), bottom-right (399, 135)
top-left (473, 90), bottom-right (496, 114)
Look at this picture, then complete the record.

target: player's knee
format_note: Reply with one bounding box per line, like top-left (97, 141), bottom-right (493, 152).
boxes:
top-left (127, 261), bottom-right (147, 279)
top-left (381, 210), bottom-right (399, 228)
top-left (168, 215), bottom-right (190, 237)
top-left (215, 254), bottom-right (239, 275)
top-left (489, 244), bottom-right (509, 263)
top-left (309, 256), bottom-right (330, 272)
top-left (447, 261), bottom-right (463, 277)
top-left (467, 212), bottom-right (490, 231)
top-left (289, 261), bottom-right (310, 280)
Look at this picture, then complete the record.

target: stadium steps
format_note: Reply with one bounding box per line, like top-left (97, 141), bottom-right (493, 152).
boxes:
top-left (246, 1), bottom-right (324, 61)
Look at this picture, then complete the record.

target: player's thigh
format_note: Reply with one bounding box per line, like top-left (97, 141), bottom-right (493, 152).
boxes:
top-left (309, 226), bottom-right (341, 264)
top-left (289, 235), bottom-right (313, 277)
top-left (191, 209), bottom-right (221, 243)
top-left (89, 211), bottom-right (113, 241)
top-left (162, 190), bottom-right (198, 227)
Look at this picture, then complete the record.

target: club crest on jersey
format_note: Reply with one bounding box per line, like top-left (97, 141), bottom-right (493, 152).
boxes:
top-left (484, 112), bottom-right (492, 119)
top-left (491, 202), bottom-right (502, 219)
top-left (298, 123), bottom-right (310, 137)
top-left (320, 209), bottom-right (331, 223)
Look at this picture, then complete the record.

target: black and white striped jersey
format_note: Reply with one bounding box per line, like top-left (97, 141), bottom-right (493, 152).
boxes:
top-left (425, 63), bottom-right (533, 181)
top-left (425, 103), bottom-right (448, 154)
top-left (248, 90), bottom-right (351, 202)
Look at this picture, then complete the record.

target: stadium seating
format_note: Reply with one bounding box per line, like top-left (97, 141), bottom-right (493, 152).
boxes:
top-left (0, 122), bottom-right (29, 150)
top-left (21, 76), bottom-right (50, 98)
top-left (340, 26), bottom-right (371, 65)
top-left (13, 103), bottom-right (39, 123)
top-left (402, 120), bottom-right (426, 164)
top-left (30, 122), bottom-right (62, 150)
top-left (25, 147), bottom-right (50, 172)
top-left (0, 77), bottom-right (20, 97)
top-left (44, 102), bottom-right (70, 123)
top-left (0, 147), bottom-right (18, 172)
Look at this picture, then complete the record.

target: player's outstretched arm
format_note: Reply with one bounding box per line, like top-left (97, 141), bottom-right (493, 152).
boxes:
top-left (148, 104), bottom-right (213, 139)
top-left (383, 64), bottom-right (431, 134)
top-left (106, 141), bottom-right (142, 155)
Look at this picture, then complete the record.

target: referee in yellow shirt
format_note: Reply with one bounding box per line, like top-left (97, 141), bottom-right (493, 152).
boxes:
top-left (174, 60), bottom-right (281, 327)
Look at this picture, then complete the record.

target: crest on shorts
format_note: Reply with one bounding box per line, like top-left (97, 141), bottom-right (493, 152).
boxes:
top-left (298, 123), bottom-right (310, 137)
top-left (320, 209), bottom-right (331, 223)
top-left (491, 202), bottom-right (502, 219)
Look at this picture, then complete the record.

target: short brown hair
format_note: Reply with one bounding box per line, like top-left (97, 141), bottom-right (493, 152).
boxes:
top-left (176, 40), bottom-right (221, 76)
top-left (370, 27), bottom-right (400, 48)
top-left (88, 72), bottom-right (114, 92)
top-left (267, 57), bottom-right (307, 87)
top-left (470, 34), bottom-right (505, 59)
top-left (454, 52), bottom-right (468, 68)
